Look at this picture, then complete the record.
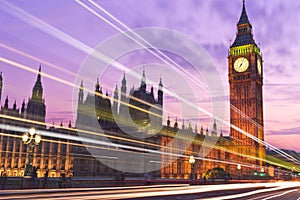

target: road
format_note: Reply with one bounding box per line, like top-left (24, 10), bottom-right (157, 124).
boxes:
top-left (0, 182), bottom-right (299, 199)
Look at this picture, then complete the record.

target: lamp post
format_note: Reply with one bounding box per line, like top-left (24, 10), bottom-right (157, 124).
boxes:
top-left (189, 155), bottom-right (195, 180)
top-left (237, 164), bottom-right (241, 180)
top-left (22, 128), bottom-right (41, 176)
top-left (260, 167), bottom-right (265, 178)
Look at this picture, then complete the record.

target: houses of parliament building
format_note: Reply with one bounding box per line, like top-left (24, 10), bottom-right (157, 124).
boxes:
top-left (0, 1), bottom-right (266, 179)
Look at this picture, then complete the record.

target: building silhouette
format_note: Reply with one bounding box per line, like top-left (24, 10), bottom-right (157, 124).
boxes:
top-left (0, 1), bottom-right (269, 180)
top-left (74, 71), bottom-right (163, 177)
top-left (0, 66), bottom-right (74, 177)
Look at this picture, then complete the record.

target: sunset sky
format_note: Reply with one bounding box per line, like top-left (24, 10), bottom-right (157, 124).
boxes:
top-left (0, 0), bottom-right (299, 151)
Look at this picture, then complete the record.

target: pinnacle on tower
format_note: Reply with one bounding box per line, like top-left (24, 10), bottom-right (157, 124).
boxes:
top-left (140, 70), bottom-right (146, 92)
top-left (200, 126), bottom-right (204, 135)
top-left (213, 119), bottom-right (217, 130)
top-left (122, 72), bottom-right (126, 83)
top-left (13, 100), bottom-right (17, 110)
top-left (21, 99), bottom-right (25, 114)
top-left (113, 84), bottom-right (118, 99)
top-left (167, 116), bottom-right (170, 127)
top-left (174, 118), bottom-right (178, 129)
top-left (78, 80), bottom-right (84, 104)
top-left (31, 65), bottom-right (43, 100)
top-left (37, 64), bottom-right (41, 83)
top-left (95, 78), bottom-right (100, 92)
top-left (237, 0), bottom-right (251, 26)
top-left (4, 96), bottom-right (8, 109)
top-left (159, 77), bottom-right (163, 90)
top-left (80, 80), bottom-right (84, 88)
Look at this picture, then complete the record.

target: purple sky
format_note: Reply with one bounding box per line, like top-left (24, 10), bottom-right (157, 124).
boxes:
top-left (0, 0), bottom-right (300, 151)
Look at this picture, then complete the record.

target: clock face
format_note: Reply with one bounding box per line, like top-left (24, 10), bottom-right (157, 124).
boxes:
top-left (234, 57), bottom-right (249, 72)
top-left (257, 59), bottom-right (262, 74)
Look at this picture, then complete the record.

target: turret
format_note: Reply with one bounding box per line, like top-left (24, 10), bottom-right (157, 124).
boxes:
top-left (167, 116), bottom-right (170, 127)
top-left (112, 84), bottom-right (119, 115)
top-left (200, 126), bottom-right (204, 136)
top-left (21, 100), bottom-right (25, 114)
top-left (158, 78), bottom-right (163, 106)
top-left (4, 96), bottom-right (8, 109)
top-left (174, 118), bottom-right (178, 130)
top-left (95, 78), bottom-right (100, 93)
top-left (13, 100), bottom-right (17, 110)
top-left (140, 70), bottom-right (146, 93)
top-left (211, 119), bottom-right (217, 137)
top-left (119, 73), bottom-right (127, 117)
top-left (78, 80), bottom-right (84, 104)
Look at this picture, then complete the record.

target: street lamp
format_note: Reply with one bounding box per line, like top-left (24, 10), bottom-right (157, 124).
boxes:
top-left (22, 128), bottom-right (41, 176)
top-left (237, 164), bottom-right (241, 180)
top-left (189, 155), bottom-right (195, 180)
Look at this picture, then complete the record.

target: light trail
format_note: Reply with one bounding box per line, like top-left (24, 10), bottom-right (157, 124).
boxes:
top-left (75, 0), bottom-right (300, 165)
top-left (49, 182), bottom-right (300, 200)
top-left (0, 109), bottom-right (299, 172)
top-left (0, 1), bottom-right (169, 117)
top-left (0, 182), bottom-right (299, 200)
top-left (201, 183), bottom-right (300, 200)
top-left (261, 189), bottom-right (298, 200)
top-left (1, 120), bottom-right (299, 174)
top-left (0, 114), bottom-right (261, 168)
top-left (0, 57), bottom-right (165, 119)
top-left (77, 0), bottom-right (210, 92)
top-left (0, 42), bottom-right (79, 80)
top-left (0, 1), bottom-right (299, 166)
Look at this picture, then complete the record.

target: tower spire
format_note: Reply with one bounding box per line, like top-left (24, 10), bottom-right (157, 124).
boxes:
top-left (31, 65), bottom-right (43, 101)
top-left (37, 64), bottom-right (41, 83)
top-left (141, 70), bottom-right (146, 85)
top-left (237, 0), bottom-right (250, 26)
top-left (231, 0), bottom-right (256, 48)
top-left (78, 80), bottom-right (84, 104)
top-left (95, 77), bottom-right (100, 92)
top-left (140, 70), bottom-right (146, 92)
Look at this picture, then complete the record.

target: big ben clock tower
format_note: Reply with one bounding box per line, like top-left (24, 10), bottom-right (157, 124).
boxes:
top-left (228, 0), bottom-right (265, 173)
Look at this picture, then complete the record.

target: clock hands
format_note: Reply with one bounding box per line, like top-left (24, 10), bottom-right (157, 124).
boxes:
top-left (238, 58), bottom-right (245, 69)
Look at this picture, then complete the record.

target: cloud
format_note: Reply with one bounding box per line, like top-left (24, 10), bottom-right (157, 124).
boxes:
top-left (266, 126), bottom-right (300, 136)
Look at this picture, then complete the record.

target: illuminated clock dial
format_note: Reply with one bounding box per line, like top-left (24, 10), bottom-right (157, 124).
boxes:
top-left (234, 57), bottom-right (249, 73)
top-left (257, 59), bottom-right (262, 74)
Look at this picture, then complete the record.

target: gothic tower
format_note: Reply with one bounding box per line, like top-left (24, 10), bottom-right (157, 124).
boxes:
top-left (119, 73), bottom-right (127, 118)
top-left (78, 80), bottom-right (84, 104)
top-left (157, 78), bottom-right (163, 126)
top-left (26, 65), bottom-right (46, 125)
top-left (228, 1), bottom-right (265, 171)
top-left (112, 84), bottom-right (119, 115)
